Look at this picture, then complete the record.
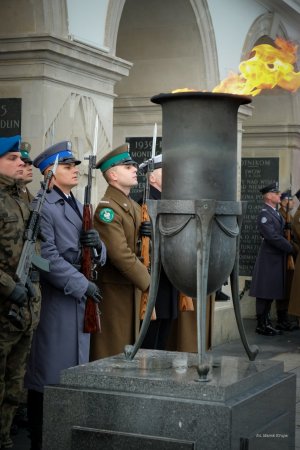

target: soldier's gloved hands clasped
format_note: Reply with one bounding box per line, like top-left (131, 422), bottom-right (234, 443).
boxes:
top-left (80, 229), bottom-right (102, 251)
top-left (140, 221), bottom-right (152, 237)
top-left (85, 281), bottom-right (102, 304)
top-left (7, 282), bottom-right (28, 306)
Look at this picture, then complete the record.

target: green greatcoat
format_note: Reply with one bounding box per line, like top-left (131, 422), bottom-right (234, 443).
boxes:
top-left (90, 185), bottom-right (150, 360)
top-left (288, 206), bottom-right (300, 317)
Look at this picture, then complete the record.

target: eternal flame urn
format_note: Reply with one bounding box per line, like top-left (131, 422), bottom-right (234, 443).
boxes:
top-left (125, 91), bottom-right (258, 380)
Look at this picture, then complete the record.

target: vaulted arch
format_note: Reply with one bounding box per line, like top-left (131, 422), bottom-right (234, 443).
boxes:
top-left (241, 11), bottom-right (288, 59)
top-left (105, 0), bottom-right (219, 91)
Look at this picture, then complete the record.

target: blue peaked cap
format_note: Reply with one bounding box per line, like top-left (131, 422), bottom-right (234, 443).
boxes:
top-left (0, 135), bottom-right (21, 157)
top-left (33, 141), bottom-right (81, 173)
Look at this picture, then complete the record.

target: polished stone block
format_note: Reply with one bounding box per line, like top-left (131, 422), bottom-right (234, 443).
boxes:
top-left (43, 350), bottom-right (295, 450)
top-left (71, 426), bottom-right (195, 449)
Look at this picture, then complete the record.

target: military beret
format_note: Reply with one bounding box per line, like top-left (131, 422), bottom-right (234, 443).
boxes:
top-left (259, 182), bottom-right (280, 195)
top-left (96, 143), bottom-right (137, 173)
top-left (280, 190), bottom-right (293, 201)
top-left (20, 141), bottom-right (32, 165)
top-left (33, 141), bottom-right (81, 173)
top-left (294, 189), bottom-right (300, 200)
top-left (139, 154), bottom-right (162, 174)
top-left (0, 135), bottom-right (21, 157)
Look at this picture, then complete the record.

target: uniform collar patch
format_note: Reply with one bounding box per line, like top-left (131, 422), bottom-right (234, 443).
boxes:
top-left (99, 208), bottom-right (115, 223)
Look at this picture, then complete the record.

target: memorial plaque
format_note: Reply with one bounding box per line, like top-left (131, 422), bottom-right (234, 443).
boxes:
top-left (239, 157), bottom-right (279, 276)
top-left (126, 136), bottom-right (162, 202)
top-left (0, 98), bottom-right (22, 137)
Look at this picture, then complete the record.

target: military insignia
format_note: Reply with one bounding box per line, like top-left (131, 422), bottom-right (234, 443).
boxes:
top-left (261, 217), bottom-right (267, 224)
top-left (99, 208), bottom-right (115, 223)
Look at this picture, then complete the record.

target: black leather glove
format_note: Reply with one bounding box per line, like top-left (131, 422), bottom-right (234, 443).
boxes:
top-left (140, 221), bottom-right (152, 237)
top-left (80, 229), bottom-right (102, 251)
top-left (85, 281), bottom-right (102, 304)
top-left (7, 282), bottom-right (28, 307)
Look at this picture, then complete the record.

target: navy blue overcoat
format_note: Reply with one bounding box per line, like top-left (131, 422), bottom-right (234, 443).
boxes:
top-left (249, 203), bottom-right (293, 300)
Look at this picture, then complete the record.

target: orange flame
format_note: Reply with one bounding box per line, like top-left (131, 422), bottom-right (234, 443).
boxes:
top-left (213, 37), bottom-right (300, 96)
top-left (172, 88), bottom-right (198, 93)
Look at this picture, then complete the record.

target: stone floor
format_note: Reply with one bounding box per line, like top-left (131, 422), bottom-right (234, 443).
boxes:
top-left (10, 318), bottom-right (300, 449)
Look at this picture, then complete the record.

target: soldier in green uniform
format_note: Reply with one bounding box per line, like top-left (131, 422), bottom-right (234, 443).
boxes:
top-left (19, 141), bottom-right (34, 204)
top-left (90, 144), bottom-right (151, 360)
top-left (0, 135), bottom-right (41, 449)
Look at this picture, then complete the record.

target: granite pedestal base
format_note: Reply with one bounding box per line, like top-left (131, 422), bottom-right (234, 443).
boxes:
top-left (43, 350), bottom-right (295, 450)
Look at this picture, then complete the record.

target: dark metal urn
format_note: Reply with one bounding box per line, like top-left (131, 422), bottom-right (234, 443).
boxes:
top-left (156, 92), bottom-right (249, 297)
top-left (125, 92), bottom-right (258, 379)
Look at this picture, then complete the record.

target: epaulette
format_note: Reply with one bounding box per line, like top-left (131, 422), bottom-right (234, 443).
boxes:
top-left (99, 200), bottom-right (110, 204)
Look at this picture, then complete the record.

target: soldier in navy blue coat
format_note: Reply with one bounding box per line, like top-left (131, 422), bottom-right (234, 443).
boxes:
top-left (138, 155), bottom-right (178, 349)
top-left (25, 141), bottom-right (106, 450)
top-left (249, 182), bottom-right (295, 336)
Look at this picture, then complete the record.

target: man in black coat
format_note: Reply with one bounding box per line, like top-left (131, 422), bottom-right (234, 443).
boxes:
top-left (249, 182), bottom-right (295, 336)
top-left (139, 155), bottom-right (178, 349)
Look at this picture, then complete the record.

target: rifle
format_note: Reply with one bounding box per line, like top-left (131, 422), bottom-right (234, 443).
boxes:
top-left (285, 193), bottom-right (295, 271)
top-left (139, 123), bottom-right (157, 321)
top-left (7, 157), bottom-right (58, 328)
top-left (82, 115), bottom-right (101, 333)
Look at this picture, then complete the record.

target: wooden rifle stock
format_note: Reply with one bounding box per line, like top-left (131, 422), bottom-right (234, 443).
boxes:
top-left (179, 293), bottom-right (194, 311)
top-left (139, 125), bottom-right (157, 321)
top-left (139, 203), bottom-right (156, 320)
top-left (82, 203), bottom-right (101, 333)
top-left (82, 137), bottom-right (101, 333)
top-left (285, 205), bottom-right (295, 271)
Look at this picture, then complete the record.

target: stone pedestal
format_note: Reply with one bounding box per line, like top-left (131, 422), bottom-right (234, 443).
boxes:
top-left (43, 350), bottom-right (295, 450)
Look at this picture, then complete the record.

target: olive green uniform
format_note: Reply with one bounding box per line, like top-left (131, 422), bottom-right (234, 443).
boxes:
top-left (18, 185), bottom-right (33, 204)
top-left (0, 174), bottom-right (41, 448)
top-left (288, 207), bottom-right (300, 316)
top-left (90, 185), bottom-right (150, 360)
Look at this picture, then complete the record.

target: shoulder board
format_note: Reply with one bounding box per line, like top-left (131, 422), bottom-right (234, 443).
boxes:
top-left (99, 200), bottom-right (110, 204)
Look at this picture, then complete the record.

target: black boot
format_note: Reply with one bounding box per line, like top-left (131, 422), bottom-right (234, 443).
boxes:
top-left (266, 314), bottom-right (283, 335)
top-left (27, 390), bottom-right (43, 450)
top-left (215, 289), bottom-right (230, 301)
top-left (256, 314), bottom-right (279, 336)
top-left (276, 310), bottom-right (298, 331)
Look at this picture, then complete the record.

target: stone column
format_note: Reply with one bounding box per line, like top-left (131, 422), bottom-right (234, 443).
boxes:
top-left (0, 0), bottom-right (132, 203)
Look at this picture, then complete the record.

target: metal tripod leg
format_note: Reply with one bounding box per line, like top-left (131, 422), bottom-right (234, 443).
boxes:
top-left (124, 202), bottom-right (160, 361)
top-left (230, 202), bottom-right (258, 361)
top-left (195, 201), bottom-right (216, 381)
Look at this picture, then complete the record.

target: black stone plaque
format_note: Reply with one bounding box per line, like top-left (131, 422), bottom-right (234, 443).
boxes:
top-left (239, 157), bottom-right (279, 276)
top-left (0, 98), bottom-right (22, 137)
top-left (126, 136), bottom-right (162, 202)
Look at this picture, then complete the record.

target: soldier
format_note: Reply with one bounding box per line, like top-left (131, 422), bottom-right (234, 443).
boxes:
top-left (0, 135), bottom-right (41, 449)
top-left (19, 141), bottom-right (34, 203)
top-left (90, 144), bottom-right (151, 360)
top-left (288, 189), bottom-right (300, 319)
top-left (277, 190), bottom-right (298, 330)
top-left (25, 141), bottom-right (106, 450)
top-left (138, 154), bottom-right (179, 350)
top-left (249, 182), bottom-right (295, 336)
